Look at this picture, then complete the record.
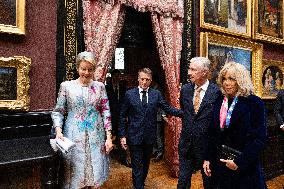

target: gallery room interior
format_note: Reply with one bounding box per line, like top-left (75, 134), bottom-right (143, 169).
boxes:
top-left (0, 0), bottom-right (283, 188)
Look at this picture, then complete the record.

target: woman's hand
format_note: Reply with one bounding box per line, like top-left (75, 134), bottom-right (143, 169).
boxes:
top-left (55, 127), bottom-right (64, 140)
top-left (105, 138), bottom-right (113, 154)
top-left (220, 159), bottom-right (238, 170)
top-left (203, 160), bottom-right (212, 176)
top-left (120, 137), bottom-right (128, 150)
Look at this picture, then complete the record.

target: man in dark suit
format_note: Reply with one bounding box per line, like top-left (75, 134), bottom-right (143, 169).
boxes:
top-left (274, 89), bottom-right (284, 132)
top-left (105, 69), bottom-right (130, 167)
top-left (118, 68), bottom-right (183, 189)
top-left (177, 57), bottom-right (221, 189)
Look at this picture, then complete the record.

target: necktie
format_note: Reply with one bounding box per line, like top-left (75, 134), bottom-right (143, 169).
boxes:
top-left (141, 91), bottom-right (147, 106)
top-left (193, 87), bottom-right (202, 113)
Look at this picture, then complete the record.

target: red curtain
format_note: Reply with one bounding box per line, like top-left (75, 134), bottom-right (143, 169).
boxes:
top-left (83, 0), bottom-right (125, 81)
top-left (151, 13), bottom-right (183, 176)
top-left (83, 0), bottom-right (183, 176)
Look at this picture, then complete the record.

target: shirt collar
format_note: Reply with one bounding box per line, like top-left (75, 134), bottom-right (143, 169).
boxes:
top-left (195, 80), bottom-right (209, 91)
top-left (138, 87), bottom-right (149, 93)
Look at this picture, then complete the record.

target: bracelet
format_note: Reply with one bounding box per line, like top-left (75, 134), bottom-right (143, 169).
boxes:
top-left (280, 124), bottom-right (284, 129)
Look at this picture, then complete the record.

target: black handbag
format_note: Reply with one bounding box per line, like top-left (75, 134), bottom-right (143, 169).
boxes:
top-left (220, 145), bottom-right (242, 160)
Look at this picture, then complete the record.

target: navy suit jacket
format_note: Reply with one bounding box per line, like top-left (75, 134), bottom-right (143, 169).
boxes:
top-left (205, 95), bottom-right (267, 189)
top-left (179, 82), bottom-right (221, 155)
top-left (118, 87), bottom-right (183, 145)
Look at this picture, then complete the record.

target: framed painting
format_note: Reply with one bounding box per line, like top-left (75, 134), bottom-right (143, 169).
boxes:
top-left (0, 56), bottom-right (31, 110)
top-left (200, 32), bottom-right (263, 97)
top-left (262, 59), bottom-right (284, 99)
top-left (253, 0), bottom-right (284, 44)
top-left (0, 0), bottom-right (25, 35)
top-left (200, 0), bottom-right (252, 37)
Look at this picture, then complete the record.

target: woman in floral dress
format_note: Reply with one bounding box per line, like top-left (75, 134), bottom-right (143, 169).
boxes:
top-left (52, 51), bottom-right (113, 189)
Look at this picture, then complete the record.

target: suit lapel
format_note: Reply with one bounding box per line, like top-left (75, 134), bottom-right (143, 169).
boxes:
top-left (185, 84), bottom-right (195, 114)
top-left (197, 83), bottom-right (214, 114)
top-left (134, 88), bottom-right (142, 107)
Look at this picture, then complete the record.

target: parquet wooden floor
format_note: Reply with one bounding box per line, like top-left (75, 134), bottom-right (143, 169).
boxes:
top-left (101, 159), bottom-right (284, 189)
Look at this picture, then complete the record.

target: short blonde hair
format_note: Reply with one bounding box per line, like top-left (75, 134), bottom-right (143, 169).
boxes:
top-left (217, 62), bottom-right (254, 97)
top-left (76, 51), bottom-right (96, 69)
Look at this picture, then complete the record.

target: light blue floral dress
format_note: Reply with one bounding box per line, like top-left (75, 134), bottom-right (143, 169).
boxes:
top-left (51, 79), bottom-right (112, 189)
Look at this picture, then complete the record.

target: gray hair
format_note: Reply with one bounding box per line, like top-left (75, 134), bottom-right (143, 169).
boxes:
top-left (76, 51), bottom-right (96, 68)
top-left (190, 57), bottom-right (211, 71)
top-left (138, 68), bottom-right (152, 77)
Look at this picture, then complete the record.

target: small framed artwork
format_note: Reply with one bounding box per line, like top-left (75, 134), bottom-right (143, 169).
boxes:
top-left (252, 0), bottom-right (284, 44)
top-left (0, 56), bottom-right (31, 110)
top-left (200, 32), bottom-right (263, 97)
top-left (262, 59), bottom-right (284, 99)
top-left (200, 0), bottom-right (252, 37)
top-left (0, 0), bottom-right (26, 35)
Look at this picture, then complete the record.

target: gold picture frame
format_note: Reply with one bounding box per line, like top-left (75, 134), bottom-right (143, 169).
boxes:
top-left (0, 56), bottom-right (31, 111)
top-left (0, 0), bottom-right (26, 35)
top-left (200, 32), bottom-right (263, 97)
top-left (262, 59), bottom-right (284, 99)
top-left (200, 0), bottom-right (252, 37)
top-left (252, 0), bottom-right (284, 44)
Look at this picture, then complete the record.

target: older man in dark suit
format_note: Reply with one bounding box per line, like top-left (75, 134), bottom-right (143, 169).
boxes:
top-left (177, 57), bottom-right (221, 189)
top-left (274, 89), bottom-right (284, 132)
top-left (118, 68), bottom-right (183, 189)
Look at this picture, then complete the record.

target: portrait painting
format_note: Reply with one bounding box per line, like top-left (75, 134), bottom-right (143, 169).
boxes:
top-left (200, 32), bottom-right (263, 97)
top-left (0, 67), bottom-right (17, 100)
top-left (0, 0), bottom-right (25, 35)
top-left (258, 0), bottom-right (282, 37)
top-left (0, 56), bottom-right (31, 111)
top-left (201, 0), bottom-right (251, 37)
top-left (262, 59), bottom-right (284, 99)
top-left (0, 0), bottom-right (16, 26)
top-left (208, 44), bottom-right (251, 82)
top-left (253, 0), bottom-right (284, 44)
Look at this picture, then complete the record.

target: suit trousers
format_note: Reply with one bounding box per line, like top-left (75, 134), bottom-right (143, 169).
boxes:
top-left (129, 142), bottom-right (153, 189)
top-left (177, 136), bottom-right (212, 189)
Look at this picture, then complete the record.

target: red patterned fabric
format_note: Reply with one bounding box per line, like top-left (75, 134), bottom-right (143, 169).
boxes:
top-left (83, 0), bottom-right (184, 176)
top-left (151, 13), bottom-right (183, 176)
top-left (117, 0), bottom-right (183, 18)
top-left (83, 0), bottom-right (125, 81)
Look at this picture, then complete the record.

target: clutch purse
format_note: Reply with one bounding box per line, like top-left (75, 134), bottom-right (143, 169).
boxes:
top-left (50, 137), bottom-right (75, 154)
top-left (220, 145), bottom-right (242, 160)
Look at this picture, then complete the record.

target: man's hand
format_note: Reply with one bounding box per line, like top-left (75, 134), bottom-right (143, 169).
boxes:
top-left (220, 159), bottom-right (238, 170)
top-left (203, 160), bottom-right (212, 176)
top-left (120, 137), bottom-right (128, 150)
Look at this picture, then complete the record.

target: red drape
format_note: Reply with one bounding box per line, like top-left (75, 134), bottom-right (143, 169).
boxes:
top-left (83, 0), bottom-right (184, 176)
top-left (151, 13), bottom-right (183, 176)
top-left (83, 0), bottom-right (125, 81)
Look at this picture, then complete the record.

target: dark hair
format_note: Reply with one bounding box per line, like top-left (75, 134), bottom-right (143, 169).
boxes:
top-left (111, 69), bottom-right (121, 75)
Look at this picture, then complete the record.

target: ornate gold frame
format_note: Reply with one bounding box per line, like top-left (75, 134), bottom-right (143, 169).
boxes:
top-left (0, 0), bottom-right (26, 35)
top-left (262, 59), bottom-right (284, 99)
top-left (200, 32), bottom-right (263, 97)
top-left (0, 56), bottom-right (31, 110)
top-left (200, 0), bottom-right (252, 37)
top-left (252, 0), bottom-right (284, 44)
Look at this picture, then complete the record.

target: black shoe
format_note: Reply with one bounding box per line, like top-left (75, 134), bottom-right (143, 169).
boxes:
top-left (153, 153), bottom-right (163, 162)
top-left (121, 159), bottom-right (131, 168)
